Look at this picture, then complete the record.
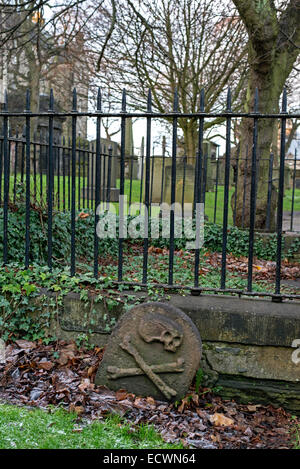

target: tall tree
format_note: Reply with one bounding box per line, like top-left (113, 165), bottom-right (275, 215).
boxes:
top-left (232, 0), bottom-right (300, 229)
top-left (1, 2), bottom-right (91, 101)
top-left (91, 0), bottom-right (248, 161)
top-left (0, 1), bottom-right (92, 140)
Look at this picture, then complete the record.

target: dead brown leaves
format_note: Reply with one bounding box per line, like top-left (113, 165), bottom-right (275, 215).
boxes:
top-left (0, 340), bottom-right (298, 449)
top-left (146, 248), bottom-right (300, 283)
top-left (207, 253), bottom-right (300, 281)
top-left (77, 212), bottom-right (90, 220)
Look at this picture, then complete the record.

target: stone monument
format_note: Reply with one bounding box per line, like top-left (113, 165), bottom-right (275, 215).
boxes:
top-left (95, 302), bottom-right (202, 401)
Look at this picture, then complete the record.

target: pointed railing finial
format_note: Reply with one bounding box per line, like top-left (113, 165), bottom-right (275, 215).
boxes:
top-left (121, 88), bottom-right (126, 112)
top-left (173, 87), bottom-right (179, 112)
top-left (226, 87), bottom-right (231, 112)
top-left (281, 87), bottom-right (287, 113)
top-left (49, 88), bottom-right (54, 111)
top-left (200, 88), bottom-right (205, 112)
top-left (254, 87), bottom-right (259, 113)
top-left (4, 89), bottom-right (8, 111)
top-left (97, 87), bottom-right (102, 111)
top-left (26, 89), bottom-right (31, 111)
top-left (147, 88), bottom-right (152, 112)
top-left (72, 88), bottom-right (77, 111)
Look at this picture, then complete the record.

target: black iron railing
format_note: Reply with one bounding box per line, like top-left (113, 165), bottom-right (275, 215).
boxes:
top-left (0, 87), bottom-right (300, 301)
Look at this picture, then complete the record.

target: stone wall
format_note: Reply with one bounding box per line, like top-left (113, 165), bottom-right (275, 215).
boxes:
top-left (37, 290), bottom-right (300, 414)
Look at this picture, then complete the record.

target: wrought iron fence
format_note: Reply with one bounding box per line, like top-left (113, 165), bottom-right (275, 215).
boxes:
top-left (0, 87), bottom-right (300, 301)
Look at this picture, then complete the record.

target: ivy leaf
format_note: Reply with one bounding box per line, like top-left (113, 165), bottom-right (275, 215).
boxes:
top-left (2, 284), bottom-right (21, 294)
top-left (0, 296), bottom-right (10, 308)
top-left (23, 284), bottom-right (37, 296)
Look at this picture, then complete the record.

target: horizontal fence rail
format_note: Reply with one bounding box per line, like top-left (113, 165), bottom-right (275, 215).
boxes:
top-left (0, 87), bottom-right (299, 302)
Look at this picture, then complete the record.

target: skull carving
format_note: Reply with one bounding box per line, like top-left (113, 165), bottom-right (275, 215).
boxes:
top-left (138, 313), bottom-right (183, 352)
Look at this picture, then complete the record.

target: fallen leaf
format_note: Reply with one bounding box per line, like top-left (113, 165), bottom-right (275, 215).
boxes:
top-left (247, 405), bottom-right (262, 412)
top-left (116, 390), bottom-right (129, 401)
top-left (210, 413), bottom-right (234, 427)
top-left (78, 212), bottom-right (90, 219)
top-left (15, 340), bottom-right (36, 351)
top-left (146, 397), bottom-right (155, 406)
top-left (87, 366), bottom-right (95, 377)
top-left (37, 361), bottom-right (54, 371)
top-left (69, 404), bottom-right (84, 416)
top-left (78, 378), bottom-right (94, 392)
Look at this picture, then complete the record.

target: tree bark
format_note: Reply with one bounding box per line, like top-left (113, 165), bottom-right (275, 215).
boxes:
top-left (181, 119), bottom-right (198, 163)
top-left (232, 0), bottom-right (300, 230)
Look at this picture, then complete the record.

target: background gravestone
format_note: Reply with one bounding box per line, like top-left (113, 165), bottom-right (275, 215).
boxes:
top-left (95, 302), bottom-right (202, 401)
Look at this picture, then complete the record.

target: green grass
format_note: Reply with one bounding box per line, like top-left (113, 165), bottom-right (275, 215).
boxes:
top-left (293, 419), bottom-right (300, 449)
top-left (283, 188), bottom-right (300, 212)
top-left (202, 187), bottom-right (300, 225)
top-left (202, 187), bottom-right (234, 224)
top-left (5, 174), bottom-right (300, 223)
top-left (7, 174), bottom-right (89, 210)
top-left (0, 403), bottom-right (183, 449)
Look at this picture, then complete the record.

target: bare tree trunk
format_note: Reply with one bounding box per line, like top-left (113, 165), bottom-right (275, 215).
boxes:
top-left (181, 119), bottom-right (198, 164)
top-left (232, 0), bottom-right (300, 230)
top-left (24, 40), bottom-right (41, 173)
top-left (234, 82), bottom-right (280, 230)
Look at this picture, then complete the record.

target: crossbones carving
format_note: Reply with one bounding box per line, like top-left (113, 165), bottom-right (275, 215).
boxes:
top-left (107, 357), bottom-right (185, 379)
top-left (116, 334), bottom-right (183, 399)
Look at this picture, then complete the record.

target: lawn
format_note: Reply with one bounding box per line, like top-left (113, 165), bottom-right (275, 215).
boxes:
top-left (199, 186), bottom-right (300, 225)
top-left (0, 403), bottom-right (182, 449)
top-left (3, 174), bottom-right (300, 225)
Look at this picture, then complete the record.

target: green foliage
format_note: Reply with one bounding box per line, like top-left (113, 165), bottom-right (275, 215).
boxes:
top-left (150, 221), bottom-right (290, 261)
top-left (0, 188), bottom-right (298, 341)
top-left (0, 206), bottom-right (118, 266)
top-left (291, 416), bottom-right (300, 449)
top-left (286, 237), bottom-right (300, 261)
top-left (75, 333), bottom-right (91, 349)
top-left (0, 266), bottom-right (57, 342)
top-left (195, 368), bottom-right (204, 394)
top-left (0, 263), bottom-right (143, 342)
top-left (202, 224), bottom-right (279, 260)
top-left (1, 185), bottom-right (298, 267)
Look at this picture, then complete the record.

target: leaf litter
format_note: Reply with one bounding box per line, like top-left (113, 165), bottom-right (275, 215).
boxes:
top-left (0, 339), bottom-right (298, 449)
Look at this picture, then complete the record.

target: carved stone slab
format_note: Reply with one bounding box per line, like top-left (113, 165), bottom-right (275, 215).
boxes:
top-left (95, 302), bottom-right (202, 401)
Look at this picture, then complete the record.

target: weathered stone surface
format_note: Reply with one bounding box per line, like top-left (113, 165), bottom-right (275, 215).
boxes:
top-left (203, 342), bottom-right (300, 382)
top-left (95, 302), bottom-right (202, 401)
top-left (170, 295), bottom-right (300, 347)
top-left (61, 293), bottom-right (122, 335)
top-left (25, 289), bottom-right (300, 413)
top-left (215, 375), bottom-right (300, 415)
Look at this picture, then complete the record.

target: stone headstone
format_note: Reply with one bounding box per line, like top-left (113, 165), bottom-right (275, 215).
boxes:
top-left (95, 302), bottom-right (202, 401)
